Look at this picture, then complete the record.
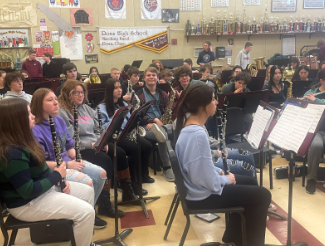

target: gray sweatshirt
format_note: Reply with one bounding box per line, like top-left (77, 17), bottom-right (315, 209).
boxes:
top-left (4, 91), bottom-right (32, 103)
top-left (59, 104), bottom-right (100, 150)
top-left (235, 49), bottom-right (250, 69)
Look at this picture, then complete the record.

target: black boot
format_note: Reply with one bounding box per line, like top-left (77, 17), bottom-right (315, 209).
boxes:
top-left (97, 190), bottom-right (125, 218)
top-left (132, 182), bottom-right (148, 196)
top-left (119, 179), bottom-right (138, 202)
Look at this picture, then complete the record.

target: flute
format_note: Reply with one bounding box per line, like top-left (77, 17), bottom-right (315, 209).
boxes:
top-left (299, 90), bottom-right (325, 100)
top-left (73, 105), bottom-right (82, 162)
top-left (49, 115), bottom-right (66, 191)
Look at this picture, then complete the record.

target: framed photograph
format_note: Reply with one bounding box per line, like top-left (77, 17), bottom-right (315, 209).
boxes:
top-left (194, 47), bottom-right (204, 58)
top-left (271, 0), bottom-right (297, 12)
top-left (303, 0), bottom-right (324, 9)
top-left (85, 54), bottom-right (98, 63)
top-left (162, 9), bottom-right (179, 23)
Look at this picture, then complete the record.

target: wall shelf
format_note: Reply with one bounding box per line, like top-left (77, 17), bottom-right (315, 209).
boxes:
top-left (185, 31), bottom-right (323, 42)
top-left (0, 47), bottom-right (31, 49)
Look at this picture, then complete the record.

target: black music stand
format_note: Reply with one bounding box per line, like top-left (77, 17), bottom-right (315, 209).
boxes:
top-left (117, 101), bottom-right (160, 219)
top-left (94, 106), bottom-right (133, 246)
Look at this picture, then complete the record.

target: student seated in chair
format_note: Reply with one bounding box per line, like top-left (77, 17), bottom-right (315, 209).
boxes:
top-left (3, 72), bottom-right (32, 103)
top-left (0, 98), bottom-right (100, 246)
top-left (302, 69), bottom-right (325, 194)
top-left (174, 83), bottom-right (271, 246)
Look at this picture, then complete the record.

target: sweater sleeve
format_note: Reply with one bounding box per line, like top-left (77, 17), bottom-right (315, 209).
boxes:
top-left (22, 61), bottom-right (26, 71)
top-left (235, 51), bottom-right (242, 66)
top-left (3, 149), bottom-right (61, 200)
top-left (38, 62), bottom-right (43, 77)
top-left (99, 103), bottom-right (112, 130)
top-left (59, 109), bottom-right (75, 142)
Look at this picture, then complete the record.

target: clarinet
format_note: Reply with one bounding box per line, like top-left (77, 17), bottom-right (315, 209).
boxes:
top-left (49, 116), bottom-right (66, 191)
top-left (219, 97), bottom-right (230, 174)
top-left (97, 106), bottom-right (104, 135)
top-left (73, 105), bottom-right (82, 162)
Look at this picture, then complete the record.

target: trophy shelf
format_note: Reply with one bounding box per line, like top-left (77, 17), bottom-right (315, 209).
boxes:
top-left (185, 31), bottom-right (323, 42)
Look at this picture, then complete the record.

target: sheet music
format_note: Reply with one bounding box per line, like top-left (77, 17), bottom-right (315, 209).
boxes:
top-left (247, 105), bottom-right (274, 149)
top-left (306, 104), bottom-right (325, 133)
top-left (268, 105), bottom-right (316, 153)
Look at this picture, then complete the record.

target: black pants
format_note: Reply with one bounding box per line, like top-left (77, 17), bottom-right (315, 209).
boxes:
top-left (81, 144), bottom-right (129, 180)
top-left (187, 175), bottom-right (271, 246)
top-left (117, 137), bottom-right (152, 181)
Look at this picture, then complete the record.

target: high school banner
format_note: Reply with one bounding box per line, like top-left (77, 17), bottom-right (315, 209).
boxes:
top-left (99, 27), bottom-right (168, 55)
top-left (0, 4), bottom-right (38, 27)
top-left (141, 0), bottom-right (161, 20)
top-left (105, 0), bottom-right (126, 19)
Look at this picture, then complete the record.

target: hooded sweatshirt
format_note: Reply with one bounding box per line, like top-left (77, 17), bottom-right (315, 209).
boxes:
top-left (235, 49), bottom-right (250, 69)
top-left (59, 104), bottom-right (100, 150)
top-left (32, 116), bottom-right (75, 162)
top-left (4, 91), bottom-right (32, 103)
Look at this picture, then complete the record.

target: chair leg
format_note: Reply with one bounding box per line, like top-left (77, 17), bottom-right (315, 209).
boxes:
top-left (70, 225), bottom-right (76, 246)
top-left (302, 156), bottom-right (307, 187)
top-left (164, 193), bottom-right (178, 225)
top-left (179, 214), bottom-right (191, 246)
top-left (225, 212), bottom-right (229, 225)
top-left (1, 225), bottom-right (9, 246)
top-left (153, 146), bottom-right (157, 176)
top-left (164, 196), bottom-right (180, 240)
top-left (269, 152), bottom-right (273, 190)
top-left (8, 229), bottom-right (18, 246)
top-left (238, 212), bottom-right (247, 246)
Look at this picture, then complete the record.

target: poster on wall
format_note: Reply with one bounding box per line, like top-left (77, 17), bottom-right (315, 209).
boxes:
top-left (52, 31), bottom-right (60, 56)
top-left (105, 0), bottom-right (126, 19)
top-left (70, 8), bottom-right (93, 26)
top-left (271, 0), bottom-right (296, 12)
top-left (194, 47), bottom-right (204, 57)
top-left (180, 0), bottom-right (201, 11)
top-left (59, 27), bottom-right (83, 60)
top-left (36, 32), bottom-right (43, 42)
top-left (0, 4), bottom-right (38, 27)
top-left (0, 29), bottom-right (30, 47)
top-left (211, 0), bottom-right (229, 7)
top-left (162, 9), bottom-right (179, 23)
top-left (99, 27), bottom-right (168, 55)
top-left (141, 0), bottom-right (161, 20)
top-left (49, 0), bottom-right (80, 8)
top-left (85, 54), bottom-right (98, 63)
top-left (303, 0), bottom-right (324, 9)
top-left (225, 48), bottom-right (232, 56)
top-left (282, 34), bottom-right (295, 56)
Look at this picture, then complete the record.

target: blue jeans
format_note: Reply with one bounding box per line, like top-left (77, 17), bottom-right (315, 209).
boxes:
top-left (66, 160), bottom-right (105, 204)
top-left (214, 148), bottom-right (257, 181)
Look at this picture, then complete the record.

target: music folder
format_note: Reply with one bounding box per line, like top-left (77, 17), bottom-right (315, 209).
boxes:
top-left (94, 106), bottom-right (131, 153)
top-left (117, 100), bottom-right (154, 142)
top-left (247, 99), bottom-right (325, 156)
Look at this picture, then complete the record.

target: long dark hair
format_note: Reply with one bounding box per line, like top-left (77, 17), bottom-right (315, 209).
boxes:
top-left (311, 69), bottom-right (325, 89)
top-left (0, 99), bottom-right (45, 167)
top-left (89, 66), bottom-right (99, 76)
top-left (292, 65), bottom-right (310, 81)
top-left (174, 83), bottom-right (214, 145)
top-left (103, 78), bottom-right (124, 117)
top-left (268, 65), bottom-right (283, 89)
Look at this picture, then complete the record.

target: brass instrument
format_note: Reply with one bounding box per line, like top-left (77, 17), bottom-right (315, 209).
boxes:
top-left (282, 67), bottom-right (295, 98)
top-left (162, 86), bottom-right (176, 125)
top-left (73, 105), bottom-right (82, 162)
top-left (90, 74), bottom-right (101, 84)
top-left (248, 57), bottom-right (265, 77)
top-left (49, 115), bottom-right (66, 191)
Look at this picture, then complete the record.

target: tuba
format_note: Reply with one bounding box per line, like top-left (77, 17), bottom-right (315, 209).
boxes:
top-left (248, 57), bottom-right (265, 77)
top-left (90, 74), bottom-right (101, 84)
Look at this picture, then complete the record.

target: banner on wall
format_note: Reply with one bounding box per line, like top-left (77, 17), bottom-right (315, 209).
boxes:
top-left (0, 4), bottom-right (37, 27)
top-left (99, 27), bottom-right (168, 55)
top-left (141, 0), bottom-right (161, 20)
top-left (105, 0), bottom-right (126, 19)
top-left (49, 0), bottom-right (80, 8)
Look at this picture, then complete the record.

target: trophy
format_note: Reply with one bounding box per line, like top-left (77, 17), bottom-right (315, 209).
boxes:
top-left (242, 6), bottom-right (247, 34)
top-left (228, 13), bottom-right (235, 35)
top-left (252, 17), bottom-right (257, 33)
top-left (258, 17), bottom-right (263, 33)
top-left (197, 20), bottom-right (201, 35)
top-left (311, 17), bottom-right (316, 32)
top-left (288, 16), bottom-right (293, 32)
top-left (201, 18), bottom-right (207, 35)
top-left (317, 16), bottom-right (322, 32)
top-left (216, 11), bottom-right (222, 35)
top-left (307, 15), bottom-right (311, 32)
top-left (209, 17), bottom-right (215, 35)
top-left (186, 19), bottom-right (190, 35)
top-left (295, 16), bottom-right (299, 32)
top-left (236, 14), bottom-right (241, 34)
top-left (263, 5), bottom-right (269, 33)
top-left (223, 11), bottom-right (228, 35)
top-left (246, 17), bottom-right (252, 34)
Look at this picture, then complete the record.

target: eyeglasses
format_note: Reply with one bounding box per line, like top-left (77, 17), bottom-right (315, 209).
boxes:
top-left (72, 91), bottom-right (85, 96)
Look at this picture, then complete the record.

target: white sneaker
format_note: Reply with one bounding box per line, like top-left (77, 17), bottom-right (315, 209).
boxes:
top-left (163, 168), bottom-right (175, 182)
top-left (151, 123), bottom-right (167, 143)
top-left (268, 204), bottom-right (277, 212)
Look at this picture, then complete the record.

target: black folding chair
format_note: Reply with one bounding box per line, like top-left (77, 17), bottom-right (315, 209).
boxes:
top-left (0, 200), bottom-right (76, 246)
top-left (164, 142), bottom-right (247, 246)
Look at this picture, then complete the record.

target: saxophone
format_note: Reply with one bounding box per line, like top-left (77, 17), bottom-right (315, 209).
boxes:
top-left (162, 86), bottom-right (176, 125)
top-left (128, 90), bottom-right (146, 142)
top-left (49, 115), bottom-right (66, 191)
top-left (283, 67), bottom-right (294, 98)
top-left (73, 105), bottom-right (82, 162)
